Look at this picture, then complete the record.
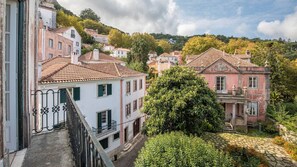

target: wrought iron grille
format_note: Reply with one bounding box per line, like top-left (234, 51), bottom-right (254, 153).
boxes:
top-left (31, 89), bottom-right (67, 133)
top-left (66, 89), bottom-right (114, 167)
top-left (92, 120), bottom-right (117, 138)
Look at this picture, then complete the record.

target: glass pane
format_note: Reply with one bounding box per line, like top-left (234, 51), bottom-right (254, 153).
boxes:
top-left (5, 5), bottom-right (10, 32)
top-left (5, 63), bottom-right (10, 91)
top-left (5, 34), bottom-right (10, 61)
top-left (5, 92), bottom-right (10, 121)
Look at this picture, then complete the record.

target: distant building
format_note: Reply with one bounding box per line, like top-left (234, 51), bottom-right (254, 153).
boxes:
top-left (170, 51), bottom-right (183, 64)
top-left (85, 28), bottom-right (109, 44)
top-left (111, 48), bottom-right (130, 58)
top-left (79, 49), bottom-right (126, 66)
top-left (148, 60), bottom-right (176, 76)
top-left (103, 45), bottom-right (115, 52)
top-left (54, 26), bottom-right (82, 56)
top-left (39, 1), bottom-right (56, 29)
top-left (186, 48), bottom-right (270, 130)
top-left (157, 53), bottom-right (178, 64)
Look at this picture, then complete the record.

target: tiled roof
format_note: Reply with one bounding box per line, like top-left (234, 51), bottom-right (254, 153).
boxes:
top-left (40, 63), bottom-right (118, 84)
top-left (42, 56), bottom-right (71, 70)
top-left (79, 51), bottom-right (124, 64)
top-left (235, 54), bottom-right (252, 59)
top-left (53, 27), bottom-right (71, 33)
top-left (84, 63), bottom-right (146, 77)
top-left (187, 48), bottom-right (258, 68)
top-left (160, 53), bottom-right (172, 57)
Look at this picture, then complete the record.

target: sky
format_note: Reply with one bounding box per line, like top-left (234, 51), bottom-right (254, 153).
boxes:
top-left (58, 0), bottom-right (297, 40)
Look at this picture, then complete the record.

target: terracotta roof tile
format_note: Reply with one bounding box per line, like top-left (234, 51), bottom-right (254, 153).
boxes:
top-left (53, 27), bottom-right (71, 33)
top-left (79, 51), bottom-right (124, 64)
top-left (187, 48), bottom-right (258, 68)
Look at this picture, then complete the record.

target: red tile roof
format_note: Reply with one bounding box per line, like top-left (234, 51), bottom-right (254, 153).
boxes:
top-left (79, 51), bottom-right (124, 64)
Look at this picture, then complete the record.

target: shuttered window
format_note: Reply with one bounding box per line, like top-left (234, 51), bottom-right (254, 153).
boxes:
top-left (98, 84), bottom-right (112, 97)
top-left (73, 87), bottom-right (80, 101)
top-left (59, 89), bottom-right (66, 103)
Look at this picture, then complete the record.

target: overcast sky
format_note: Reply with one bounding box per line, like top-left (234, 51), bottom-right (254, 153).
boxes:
top-left (58, 0), bottom-right (297, 40)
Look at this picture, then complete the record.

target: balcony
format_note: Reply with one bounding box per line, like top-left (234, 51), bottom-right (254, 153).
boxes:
top-left (92, 120), bottom-right (117, 138)
top-left (26, 89), bottom-right (114, 167)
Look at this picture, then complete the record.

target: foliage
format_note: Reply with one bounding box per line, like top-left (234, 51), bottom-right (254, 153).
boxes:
top-left (134, 132), bottom-right (234, 167)
top-left (222, 38), bottom-right (255, 54)
top-left (261, 121), bottom-right (278, 135)
top-left (284, 102), bottom-right (297, 115)
top-left (80, 8), bottom-right (100, 22)
top-left (108, 29), bottom-right (132, 48)
top-left (56, 10), bottom-right (94, 44)
top-left (225, 145), bottom-right (269, 167)
top-left (81, 43), bottom-right (102, 55)
top-left (157, 39), bottom-right (172, 53)
top-left (273, 136), bottom-right (286, 145)
top-left (151, 33), bottom-right (189, 51)
top-left (155, 46), bottom-right (164, 56)
top-left (284, 142), bottom-right (297, 161)
top-left (53, 2), bottom-right (75, 16)
top-left (182, 35), bottom-right (224, 57)
top-left (127, 62), bottom-right (147, 73)
top-left (143, 66), bottom-right (224, 136)
top-left (80, 19), bottom-right (110, 35)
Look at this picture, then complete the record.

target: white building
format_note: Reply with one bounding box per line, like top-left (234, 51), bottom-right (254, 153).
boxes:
top-left (85, 29), bottom-right (109, 44)
top-left (103, 45), bottom-right (115, 52)
top-left (39, 1), bottom-right (56, 29)
top-left (157, 53), bottom-right (178, 64)
top-left (79, 49), bottom-right (126, 66)
top-left (111, 48), bottom-right (130, 58)
top-left (38, 56), bottom-right (146, 158)
top-left (55, 26), bottom-right (82, 56)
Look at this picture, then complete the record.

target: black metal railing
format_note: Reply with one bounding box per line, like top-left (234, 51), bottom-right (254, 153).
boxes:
top-left (66, 89), bottom-right (114, 167)
top-left (31, 89), bottom-right (67, 133)
top-left (92, 120), bottom-right (117, 138)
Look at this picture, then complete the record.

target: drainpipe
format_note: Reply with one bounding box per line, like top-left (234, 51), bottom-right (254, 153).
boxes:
top-left (18, 0), bottom-right (25, 150)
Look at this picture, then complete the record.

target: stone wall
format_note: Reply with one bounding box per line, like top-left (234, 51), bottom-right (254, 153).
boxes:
top-left (279, 124), bottom-right (297, 145)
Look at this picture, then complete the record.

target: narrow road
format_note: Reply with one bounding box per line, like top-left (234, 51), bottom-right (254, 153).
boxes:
top-left (114, 136), bottom-right (147, 167)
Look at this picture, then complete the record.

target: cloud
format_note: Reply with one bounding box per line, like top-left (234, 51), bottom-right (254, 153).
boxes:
top-left (58, 0), bottom-right (180, 34)
top-left (257, 6), bottom-right (297, 40)
top-left (235, 23), bottom-right (248, 35)
top-left (236, 6), bottom-right (242, 16)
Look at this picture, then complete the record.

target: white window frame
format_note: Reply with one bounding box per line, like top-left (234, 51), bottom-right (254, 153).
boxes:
top-left (58, 41), bottom-right (62, 50)
top-left (216, 76), bottom-right (226, 93)
top-left (249, 76), bottom-right (258, 88)
top-left (248, 102), bottom-right (258, 116)
top-left (49, 38), bottom-right (53, 48)
top-left (126, 81), bottom-right (131, 95)
top-left (126, 103), bottom-right (131, 117)
top-left (133, 80), bottom-right (137, 92)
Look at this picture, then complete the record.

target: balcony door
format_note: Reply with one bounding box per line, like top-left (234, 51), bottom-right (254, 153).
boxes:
top-left (5, 1), bottom-right (18, 152)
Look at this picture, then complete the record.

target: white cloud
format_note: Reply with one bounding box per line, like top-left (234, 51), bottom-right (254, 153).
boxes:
top-left (257, 6), bottom-right (297, 40)
top-left (58, 0), bottom-right (180, 34)
top-left (235, 23), bottom-right (248, 35)
top-left (236, 6), bottom-right (242, 16)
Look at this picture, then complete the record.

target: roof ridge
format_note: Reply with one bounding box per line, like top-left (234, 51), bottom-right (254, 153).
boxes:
top-left (41, 56), bottom-right (61, 65)
top-left (72, 63), bottom-right (118, 77)
top-left (114, 63), bottom-right (122, 77)
top-left (40, 63), bottom-right (70, 82)
top-left (187, 47), bottom-right (215, 65)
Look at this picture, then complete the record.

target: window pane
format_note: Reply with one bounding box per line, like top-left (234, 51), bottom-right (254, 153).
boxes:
top-left (73, 87), bottom-right (80, 101)
top-left (5, 5), bottom-right (10, 32)
top-left (99, 138), bottom-right (108, 149)
top-left (59, 89), bottom-right (66, 103)
top-left (101, 111), bottom-right (106, 123)
top-left (5, 34), bottom-right (10, 61)
top-left (5, 64), bottom-right (10, 91)
top-left (114, 132), bottom-right (120, 140)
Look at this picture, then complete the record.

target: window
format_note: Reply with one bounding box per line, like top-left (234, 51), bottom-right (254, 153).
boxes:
top-left (126, 81), bottom-right (131, 94)
top-left (139, 97), bottom-right (143, 108)
top-left (133, 80), bottom-right (137, 92)
top-left (133, 100), bottom-right (137, 111)
top-left (99, 137), bottom-right (108, 149)
top-left (68, 45), bottom-right (71, 54)
top-left (216, 76), bottom-right (226, 93)
top-left (73, 87), bottom-right (80, 101)
top-left (76, 50), bottom-right (79, 55)
top-left (97, 110), bottom-right (112, 133)
top-left (58, 41), bottom-right (62, 50)
top-left (76, 42), bottom-right (79, 46)
top-left (101, 111), bottom-right (107, 123)
top-left (249, 77), bottom-right (258, 88)
top-left (98, 84), bottom-right (112, 97)
top-left (71, 30), bottom-right (75, 38)
top-left (248, 102), bottom-right (258, 116)
top-left (59, 89), bottom-right (66, 103)
top-left (48, 53), bottom-right (53, 59)
top-left (49, 39), bottom-right (53, 48)
top-left (126, 103), bottom-right (131, 117)
top-left (113, 132), bottom-right (120, 140)
top-left (139, 79), bottom-right (143, 90)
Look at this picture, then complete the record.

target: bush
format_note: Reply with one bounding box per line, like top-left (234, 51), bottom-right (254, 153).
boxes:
top-left (262, 121), bottom-right (278, 134)
top-left (273, 136), bottom-right (285, 145)
top-left (284, 103), bottom-right (297, 115)
top-left (134, 132), bottom-right (234, 167)
top-left (284, 142), bottom-right (297, 161)
top-left (225, 145), bottom-right (268, 167)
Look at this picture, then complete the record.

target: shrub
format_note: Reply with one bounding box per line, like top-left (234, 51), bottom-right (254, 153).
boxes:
top-left (262, 121), bottom-right (278, 134)
top-left (225, 145), bottom-right (269, 167)
top-left (284, 102), bottom-right (297, 115)
top-left (273, 136), bottom-right (285, 145)
top-left (134, 132), bottom-right (234, 167)
top-left (283, 142), bottom-right (297, 161)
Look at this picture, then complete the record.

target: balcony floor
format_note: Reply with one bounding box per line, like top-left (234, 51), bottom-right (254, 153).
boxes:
top-left (22, 129), bottom-right (75, 167)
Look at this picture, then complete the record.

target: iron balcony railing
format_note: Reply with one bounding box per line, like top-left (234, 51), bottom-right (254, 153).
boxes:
top-left (31, 89), bottom-right (114, 167)
top-left (92, 120), bottom-right (117, 138)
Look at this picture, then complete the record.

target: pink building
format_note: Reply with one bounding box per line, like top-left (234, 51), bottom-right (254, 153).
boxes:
top-left (187, 48), bottom-right (270, 130)
top-left (38, 21), bottom-right (73, 61)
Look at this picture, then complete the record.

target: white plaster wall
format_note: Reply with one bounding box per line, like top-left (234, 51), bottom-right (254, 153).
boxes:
top-left (39, 7), bottom-right (56, 29)
top-left (61, 27), bottom-right (81, 56)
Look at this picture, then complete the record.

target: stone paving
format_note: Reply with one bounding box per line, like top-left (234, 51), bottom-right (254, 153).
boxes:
top-left (202, 133), bottom-right (297, 167)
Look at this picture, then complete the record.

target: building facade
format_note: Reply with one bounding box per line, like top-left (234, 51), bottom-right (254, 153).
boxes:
top-left (38, 1), bottom-right (56, 29)
top-left (111, 48), bottom-right (130, 58)
top-left (55, 27), bottom-right (82, 56)
top-left (85, 28), bottom-right (109, 44)
top-left (186, 48), bottom-right (270, 129)
top-left (38, 57), bottom-right (146, 158)
top-left (157, 53), bottom-right (178, 64)
top-left (0, 0), bottom-right (39, 165)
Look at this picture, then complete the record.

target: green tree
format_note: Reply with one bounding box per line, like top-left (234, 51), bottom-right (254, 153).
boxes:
top-left (182, 35), bottom-right (224, 57)
top-left (108, 29), bottom-right (123, 47)
top-left (143, 66), bottom-right (224, 136)
top-left (222, 38), bottom-right (255, 54)
top-left (80, 8), bottom-right (100, 22)
top-left (155, 46), bottom-right (164, 56)
top-left (157, 39), bottom-right (172, 53)
top-left (135, 132), bottom-right (234, 167)
top-left (122, 33), bottom-right (132, 48)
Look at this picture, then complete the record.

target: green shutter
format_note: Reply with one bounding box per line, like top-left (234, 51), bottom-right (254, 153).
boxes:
top-left (73, 87), bottom-right (80, 101)
top-left (98, 112), bottom-right (102, 133)
top-left (98, 85), bottom-right (103, 97)
top-left (60, 89), bottom-right (66, 103)
top-left (107, 84), bottom-right (112, 95)
top-left (108, 110), bottom-right (112, 130)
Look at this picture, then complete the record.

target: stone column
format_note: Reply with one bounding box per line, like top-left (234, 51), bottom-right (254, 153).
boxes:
top-left (244, 101), bottom-right (248, 126)
top-left (232, 103), bottom-right (236, 125)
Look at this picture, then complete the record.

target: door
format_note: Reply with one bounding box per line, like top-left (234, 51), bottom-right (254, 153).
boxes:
top-left (124, 127), bottom-right (128, 143)
top-left (5, 1), bottom-right (18, 152)
top-left (133, 118), bottom-right (140, 137)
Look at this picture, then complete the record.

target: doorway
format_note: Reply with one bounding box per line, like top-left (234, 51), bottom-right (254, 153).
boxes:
top-left (124, 127), bottom-right (128, 143)
top-left (133, 118), bottom-right (140, 137)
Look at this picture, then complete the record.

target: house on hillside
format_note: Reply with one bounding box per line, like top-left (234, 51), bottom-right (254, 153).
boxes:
top-left (38, 55), bottom-right (146, 158)
top-left (157, 53), bottom-right (178, 64)
top-left (85, 28), bottom-right (109, 44)
top-left (148, 60), bottom-right (176, 77)
top-left (54, 27), bottom-right (82, 55)
top-left (186, 48), bottom-right (270, 130)
top-left (79, 49), bottom-right (125, 66)
top-left (111, 48), bottom-right (130, 58)
top-left (170, 51), bottom-right (183, 65)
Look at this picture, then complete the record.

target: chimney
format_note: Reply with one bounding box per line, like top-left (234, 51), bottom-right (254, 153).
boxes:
top-left (93, 49), bottom-right (99, 60)
top-left (71, 52), bottom-right (78, 64)
top-left (38, 62), bottom-right (42, 80)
